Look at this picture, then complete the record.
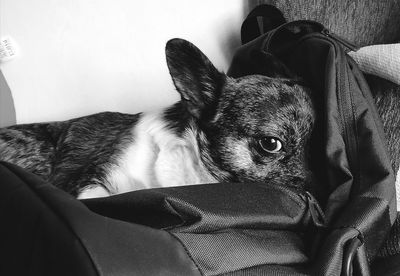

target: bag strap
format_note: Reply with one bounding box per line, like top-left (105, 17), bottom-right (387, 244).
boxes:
top-left (241, 4), bottom-right (286, 44)
top-left (343, 237), bottom-right (371, 276)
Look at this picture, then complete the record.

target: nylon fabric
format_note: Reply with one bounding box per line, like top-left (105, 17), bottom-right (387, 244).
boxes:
top-left (84, 182), bottom-right (315, 275)
top-left (0, 162), bottom-right (98, 276)
top-left (222, 265), bottom-right (309, 276)
top-left (174, 230), bottom-right (307, 275)
top-left (0, 162), bottom-right (202, 276)
top-left (0, 5), bottom-right (397, 276)
top-left (84, 182), bottom-right (312, 233)
top-left (228, 14), bottom-right (396, 275)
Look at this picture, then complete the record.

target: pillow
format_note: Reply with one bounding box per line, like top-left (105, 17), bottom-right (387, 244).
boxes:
top-left (349, 43), bottom-right (400, 85)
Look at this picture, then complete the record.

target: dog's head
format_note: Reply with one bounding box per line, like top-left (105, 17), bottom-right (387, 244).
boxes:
top-left (165, 38), bottom-right (315, 188)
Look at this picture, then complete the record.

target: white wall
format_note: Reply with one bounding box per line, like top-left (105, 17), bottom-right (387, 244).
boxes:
top-left (0, 0), bottom-right (247, 124)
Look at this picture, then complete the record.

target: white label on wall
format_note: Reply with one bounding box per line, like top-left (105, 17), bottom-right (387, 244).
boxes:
top-left (0, 36), bottom-right (18, 62)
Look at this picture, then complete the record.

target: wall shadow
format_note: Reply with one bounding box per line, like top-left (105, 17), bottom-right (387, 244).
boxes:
top-left (0, 70), bottom-right (16, 127)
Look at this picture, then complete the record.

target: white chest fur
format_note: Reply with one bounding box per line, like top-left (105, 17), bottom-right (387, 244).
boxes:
top-left (104, 110), bottom-right (217, 195)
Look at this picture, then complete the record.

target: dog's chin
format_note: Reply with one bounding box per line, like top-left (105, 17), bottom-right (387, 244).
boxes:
top-left (218, 169), bottom-right (310, 190)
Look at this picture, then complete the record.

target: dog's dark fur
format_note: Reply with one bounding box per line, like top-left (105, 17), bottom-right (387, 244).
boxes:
top-left (253, 0), bottom-right (400, 175)
top-left (2, 1), bottom-right (399, 199)
top-left (0, 112), bottom-right (140, 195)
top-left (0, 39), bottom-right (315, 198)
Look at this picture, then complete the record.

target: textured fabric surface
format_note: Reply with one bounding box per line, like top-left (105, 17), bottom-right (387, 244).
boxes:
top-left (230, 18), bottom-right (396, 274)
top-left (349, 44), bottom-right (400, 85)
top-left (0, 162), bottom-right (202, 276)
top-left (85, 182), bottom-right (315, 275)
top-left (256, 0), bottom-right (400, 46)
top-left (378, 213), bottom-right (400, 257)
top-left (174, 230), bottom-right (308, 276)
top-left (221, 264), bottom-right (309, 276)
top-left (367, 74), bottom-right (400, 212)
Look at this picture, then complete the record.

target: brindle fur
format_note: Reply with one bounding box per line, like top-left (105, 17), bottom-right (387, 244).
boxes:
top-left (2, 1), bottom-right (400, 197)
top-left (0, 113), bottom-right (139, 195)
top-left (253, 0), bottom-right (400, 174)
top-left (0, 39), bottom-right (315, 197)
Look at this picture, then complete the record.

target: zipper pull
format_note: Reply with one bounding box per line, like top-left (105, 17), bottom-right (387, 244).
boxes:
top-left (305, 191), bottom-right (326, 227)
top-left (322, 29), bottom-right (359, 52)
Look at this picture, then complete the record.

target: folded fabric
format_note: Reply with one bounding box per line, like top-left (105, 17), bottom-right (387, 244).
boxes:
top-left (349, 43), bottom-right (400, 85)
top-left (350, 43), bottom-right (400, 210)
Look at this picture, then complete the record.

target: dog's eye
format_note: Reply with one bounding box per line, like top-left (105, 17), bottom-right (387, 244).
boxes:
top-left (258, 137), bottom-right (283, 153)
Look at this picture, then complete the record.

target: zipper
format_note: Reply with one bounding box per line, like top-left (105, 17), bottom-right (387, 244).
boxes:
top-left (319, 30), bottom-right (361, 195)
top-left (304, 191), bottom-right (326, 227)
top-left (287, 30), bottom-right (361, 195)
top-left (262, 26), bottom-right (361, 204)
top-left (266, 183), bottom-right (308, 206)
top-left (266, 184), bottom-right (326, 228)
top-left (321, 29), bottom-right (359, 52)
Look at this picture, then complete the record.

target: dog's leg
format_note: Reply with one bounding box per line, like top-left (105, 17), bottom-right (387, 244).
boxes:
top-left (76, 185), bottom-right (111, 199)
top-left (0, 124), bottom-right (56, 179)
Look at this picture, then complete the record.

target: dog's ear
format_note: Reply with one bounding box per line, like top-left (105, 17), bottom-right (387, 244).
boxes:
top-left (165, 38), bottom-right (225, 119)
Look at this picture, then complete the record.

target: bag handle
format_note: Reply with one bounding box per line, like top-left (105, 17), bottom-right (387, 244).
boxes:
top-left (343, 237), bottom-right (371, 276)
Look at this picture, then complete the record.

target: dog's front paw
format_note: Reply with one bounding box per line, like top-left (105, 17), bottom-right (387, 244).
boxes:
top-left (77, 185), bottom-right (111, 199)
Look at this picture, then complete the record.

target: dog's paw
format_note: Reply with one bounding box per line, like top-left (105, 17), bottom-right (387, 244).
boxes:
top-left (77, 185), bottom-right (111, 199)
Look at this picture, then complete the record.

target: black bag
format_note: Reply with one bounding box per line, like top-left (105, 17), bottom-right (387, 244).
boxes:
top-left (228, 5), bottom-right (397, 275)
top-left (0, 162), bottom-right (325, 275)
top-left (0, 5), bottom-right (396, 276)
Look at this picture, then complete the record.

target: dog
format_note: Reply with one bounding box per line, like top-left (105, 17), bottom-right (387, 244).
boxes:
top-left (253, 0), bottom-right (400, 183)
top-left (0, 38), bottom-right (315, 199)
